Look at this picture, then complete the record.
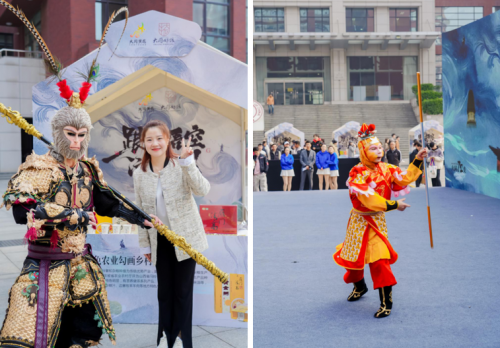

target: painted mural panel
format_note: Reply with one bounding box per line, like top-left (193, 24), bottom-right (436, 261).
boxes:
top-left (442, 12), bottom-right (500, 199)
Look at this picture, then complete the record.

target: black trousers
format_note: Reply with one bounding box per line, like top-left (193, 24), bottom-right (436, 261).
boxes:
top-left (55, 302), bottom-right (102, 348)
top-left (156, 232), bottom-right (197, 348)
top-left (431, 169), bottom-right (441, 187)
top-left (299, 168), bottom-right (313, 190)
top-left (416, 173), bottom-right (423, 187)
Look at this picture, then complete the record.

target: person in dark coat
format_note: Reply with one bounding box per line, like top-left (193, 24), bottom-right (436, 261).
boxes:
top-left (410, 141), bottom-right (423, 187)
top-left (386, 141), bottom-right (401, 166)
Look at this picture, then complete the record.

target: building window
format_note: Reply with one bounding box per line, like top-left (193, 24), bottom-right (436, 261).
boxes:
top-left (347, 56), bottom-right (417, 101)
top-left (346, 8), bottom-right (374, 32)
top-left (254, 8), bottom-right (285, 32)
top-left (435, 7), bottom-right (483, 45)
top-left (95, 0), bottom-right (128, 41)
top-left (436, 66), bottom-right (442, 86)
top-left (300, 8), bottom-right (330, 32)
top-left (25, 11), bottom-right (41, 51)
top-left (390, 9), bottom-right (417, 32)
top-left (0, 34), bottom-right (14, 51)
top-left (254, 56), bottom-right (332, 104)
top-left (194, 0), bottom-right (230, 53)
top-left (494, 7), bottom-right (500, 12)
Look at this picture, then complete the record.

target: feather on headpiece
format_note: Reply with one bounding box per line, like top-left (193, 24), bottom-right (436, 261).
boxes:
top-left (0, 3), bottom-right (128, 108)
top-left (0, 0), bottom-right (63, 79)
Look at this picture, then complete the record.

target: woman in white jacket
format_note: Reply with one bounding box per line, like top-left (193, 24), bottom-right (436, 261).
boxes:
top-left (133, 120), bottom-right (210, 348)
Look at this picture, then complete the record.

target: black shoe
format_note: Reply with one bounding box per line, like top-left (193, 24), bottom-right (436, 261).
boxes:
top-left (347, 278), bottom-right (368, 302)
top-left (374, 286), bottom-right (393, 318)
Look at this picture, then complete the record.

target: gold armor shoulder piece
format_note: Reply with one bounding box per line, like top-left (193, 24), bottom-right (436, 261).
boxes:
top-left (3, 152), bottom-right (64, 202)
top-left (81, 156), bottom-right (108, 186)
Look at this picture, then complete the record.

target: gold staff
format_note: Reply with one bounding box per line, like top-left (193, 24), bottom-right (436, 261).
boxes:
top-left (0, 103), bottom-right (229, 283)
top-left (416, 73), bottom-right (434, 249)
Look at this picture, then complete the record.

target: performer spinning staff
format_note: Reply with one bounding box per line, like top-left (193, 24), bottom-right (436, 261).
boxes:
top-left (333, 123), bottom-right (428, 318)
top-left (0, 3), bottom-right (136, 348)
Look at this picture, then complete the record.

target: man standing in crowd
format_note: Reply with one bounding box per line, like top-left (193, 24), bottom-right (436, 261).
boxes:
top-left (277, 142), bottom-right (284, 153)
top-left (262, 140), bottom-right (270, 157)
top-left (291, 141), bottom-right (302, 155)
top-left (428, 142), bottom-right (444, 187)
top-left (312, 134), bottom-right (322, 152)
top-left (386, 140), bottom-right (401, 166)
top-left (269, 143), bottom-right (281, 160)
top-left (410, 141), bottom-right (423, 187)
top-left (258, 143), bottom-right (266, 157)
top-left (267, 93), bottom-right (274, 115)
top-left (253, 146), bottom-right (269, 191)
top-left (300, 141), bottom-right (316, 190)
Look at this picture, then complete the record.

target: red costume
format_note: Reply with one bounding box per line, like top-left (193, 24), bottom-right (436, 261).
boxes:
top-left (333, 124), bottom-right (423, 318)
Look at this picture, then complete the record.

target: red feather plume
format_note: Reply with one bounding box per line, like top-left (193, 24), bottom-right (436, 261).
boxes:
top-left (79, 82), bottom-right (92, 103)
top-left (56, 79), bottom-right (73, 101)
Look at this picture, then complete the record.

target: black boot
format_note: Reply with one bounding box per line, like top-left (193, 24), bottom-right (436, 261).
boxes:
top-left (347, 278), bottom-right (368, 302)
top-left (374, 286), bottom-right (392, 318)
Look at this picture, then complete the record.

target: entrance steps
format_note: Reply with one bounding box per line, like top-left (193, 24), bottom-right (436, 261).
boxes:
top-left (253, 101), bottom-right (418, 161)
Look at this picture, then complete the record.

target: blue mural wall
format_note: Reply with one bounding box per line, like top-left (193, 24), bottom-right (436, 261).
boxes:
top-left (443, 11), bottom-right (500, 199)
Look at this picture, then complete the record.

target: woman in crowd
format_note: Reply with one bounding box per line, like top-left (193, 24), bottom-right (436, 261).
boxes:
top-left (348, 142), bottom-right (357, 158)
top-left (427, 142), bottom-right (444, 187)
top-left (396, 136), bottom-right (401, 151)
top-left (280, 147), bottom-right (295, 191)
top-left (327, 145), bottom-right (339, 190)
top-left (133, 120), bottom-right (210, 348)
top-left (316, 143), bottom-right (331, 190)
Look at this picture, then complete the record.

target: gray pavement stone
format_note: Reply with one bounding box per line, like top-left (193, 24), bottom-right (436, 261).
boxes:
top-left (192, 333), bottom-right (235, 348)
top-left (211, 329), bottom-right (248, 348)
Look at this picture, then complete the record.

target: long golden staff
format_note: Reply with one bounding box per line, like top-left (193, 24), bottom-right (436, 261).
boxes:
top-left (416, 72), bottom-right (434, 248)
top-left (0, 103), bottom-right (228, 282)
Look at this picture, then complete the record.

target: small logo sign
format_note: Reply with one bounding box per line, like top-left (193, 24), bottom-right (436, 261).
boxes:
top-left (139, 94), bottom-right (153, 106)
top-left (165, 90), bottom-right (177, 103)
top-left (253, 101), bottom-right (264, 123)
top-left (130, 23), bottom-right (145, 38)
top-left (158, 23), bottom-right (170, 36)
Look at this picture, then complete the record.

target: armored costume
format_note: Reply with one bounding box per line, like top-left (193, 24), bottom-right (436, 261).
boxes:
top-left (1, 152), bottom-right (145, 348)
top-left (333, 124), bottom-right (423, 318)
top-left (0, 3), bottom-right (134, 346)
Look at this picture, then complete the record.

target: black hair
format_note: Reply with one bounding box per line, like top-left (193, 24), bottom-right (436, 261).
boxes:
top-left (253, 147), bottom-right (258, 151)
top-left (429, 142), bottom-right (435, 148)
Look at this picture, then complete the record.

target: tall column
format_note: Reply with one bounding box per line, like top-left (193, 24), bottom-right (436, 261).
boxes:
top-left (420, 46), bottom-right (436, 85)
top-left (42, 0), bottom-right (95, 67)
top-left (286, 7), bottom-right (300, 32)
top-left (331, 48), bottom-right (347, 101)
top-left (231, 0), bottom-right (246, 62)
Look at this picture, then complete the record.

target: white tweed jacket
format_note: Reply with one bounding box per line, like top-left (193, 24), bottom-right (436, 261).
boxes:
top-left (133, 156), bottom-right (210, 264)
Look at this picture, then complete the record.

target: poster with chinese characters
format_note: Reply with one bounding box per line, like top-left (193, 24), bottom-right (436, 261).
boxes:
top-left (87, 234), bottom-right (247, 328)
top-left (87, 86), bottom-right (242, 208)
top-left (32, 10), bottom-right (247, 209)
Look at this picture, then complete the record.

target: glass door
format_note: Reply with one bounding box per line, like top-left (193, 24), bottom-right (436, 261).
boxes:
top-left (267, 83), bottom-right (284, 105)
top-left (305, 82), bottom-right (323, 105)
top-left (285, 83), bottom-right (303, 105)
